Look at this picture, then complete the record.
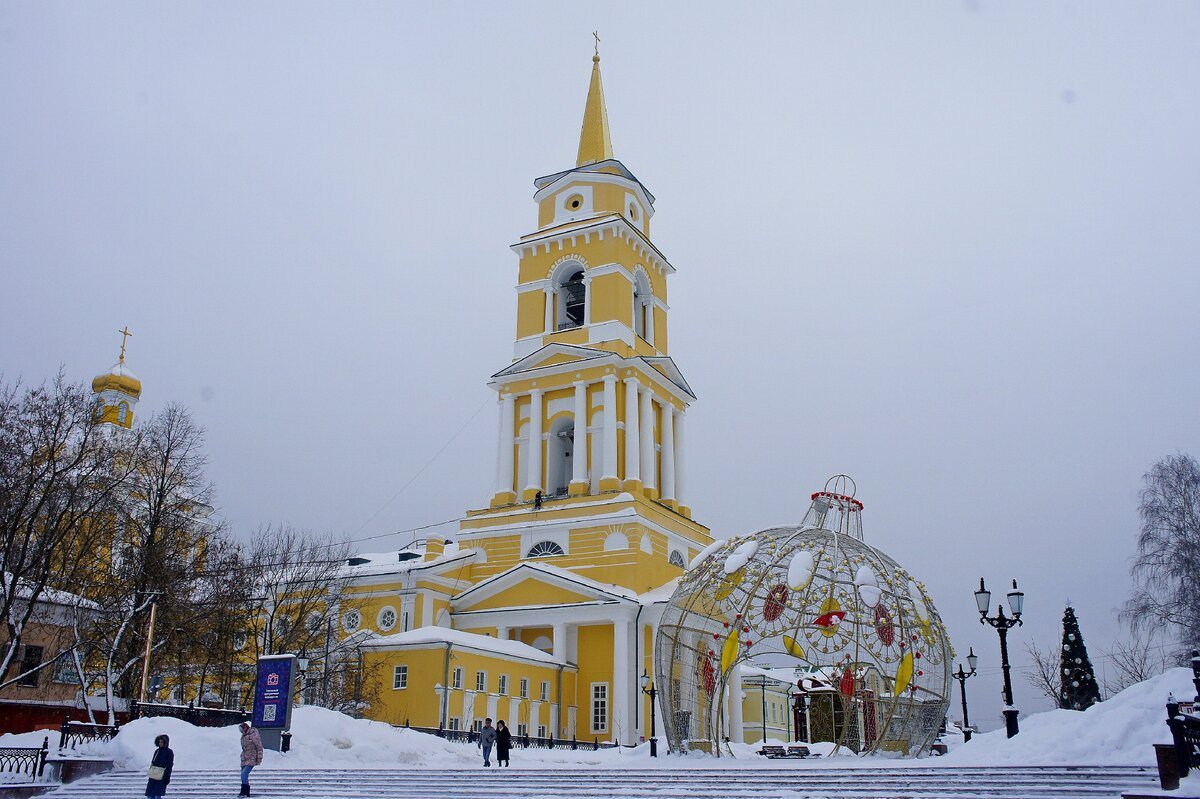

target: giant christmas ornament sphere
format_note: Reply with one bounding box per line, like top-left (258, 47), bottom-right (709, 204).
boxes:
top-left (655, 476), bottom-right (952, 757)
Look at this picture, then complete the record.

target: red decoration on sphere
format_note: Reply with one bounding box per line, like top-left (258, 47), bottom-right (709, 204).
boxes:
top-left (873, 604), bottom-right (895, 646)
top-left (839, 666), bottom-right (856, 697)
top-left (763, 584), bottom-right (789, 622)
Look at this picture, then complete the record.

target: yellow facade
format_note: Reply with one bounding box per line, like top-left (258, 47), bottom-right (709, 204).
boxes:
top-left (346, 52), bottom-right (807, 751)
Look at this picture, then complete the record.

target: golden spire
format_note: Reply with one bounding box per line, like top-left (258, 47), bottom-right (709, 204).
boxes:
top-left (576, 32), bottom-right (613, 167)
top-left (118, 326), bottom-right (133, 364)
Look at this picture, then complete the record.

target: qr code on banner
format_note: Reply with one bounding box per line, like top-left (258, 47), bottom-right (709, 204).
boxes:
top-left (263, 705), bottom-right (276, 722)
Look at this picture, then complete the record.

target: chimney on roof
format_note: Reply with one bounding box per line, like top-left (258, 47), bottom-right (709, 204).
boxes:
top-left (424, 538), bottom-right (445, 561)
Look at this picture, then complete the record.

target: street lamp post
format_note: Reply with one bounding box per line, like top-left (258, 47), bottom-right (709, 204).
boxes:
top-left (297, 652), bottom-right (310, 706)
top-left (639, 670), bottom-right (658, 757)
top-left (974, 577), bottom-right (1025, 738)
top-left (951, 647), bottom-right (979, 742)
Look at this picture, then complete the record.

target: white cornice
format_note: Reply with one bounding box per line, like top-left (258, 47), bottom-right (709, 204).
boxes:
top-left (511, 217), bottom-right (675, 276)
top-left (532, 169), bottom-right (656, 219)
top-left (488, 348), bottom-right (696, 403)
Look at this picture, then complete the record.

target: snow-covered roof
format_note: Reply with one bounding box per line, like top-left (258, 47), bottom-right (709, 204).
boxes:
top-left (453, 561), bottom-right (640, 609)
top-left (363, 627), bottom-right (566, 666)
top-left (2, 573), bottom-right (97, 609)
top-left (637, 578), bottom-right (680, 605)
top-left (340, 541), bottom-right (469, 579)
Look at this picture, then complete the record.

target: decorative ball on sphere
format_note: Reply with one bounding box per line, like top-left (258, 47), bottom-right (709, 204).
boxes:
top-left (655, 476), bottom-right (952, 757)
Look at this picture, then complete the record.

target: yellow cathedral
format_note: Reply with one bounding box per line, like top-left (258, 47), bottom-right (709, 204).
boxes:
top-left (353, 50), bottom-right (716, 746)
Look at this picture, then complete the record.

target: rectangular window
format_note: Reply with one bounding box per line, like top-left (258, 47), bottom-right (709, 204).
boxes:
top-left (517, 723), bottom-right (528, 738)
top-left (393, 665), bottom-right (408, 690)
top-left (498, 674), bottom-right (508, 695)
top-left (452, 667), bottom-right (463, 690)
top-left (402, 612), bottom-right (410, 632)
top-left (18, 645), bottom-right (43, 688)
top-left (472, 719), bottom-right (483, 733)
top-left (591, 683), bottom-right (608, 733)
top-left (448, 717), bottom-right (461, 731)
top-left (770, 703), bottom-right (776, 722)
top-left (537, 724), bottom-right (547, 739)
top-left (540, 680), bottom-right (550, 702)
top-left (475, 671), bottom-right (486, 692)
top-left (519, 678), bottom-right (529, 698)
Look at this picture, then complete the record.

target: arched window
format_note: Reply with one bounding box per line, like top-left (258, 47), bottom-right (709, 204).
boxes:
top-left (669, 550), bottom-right (686, 569)
top-left (547, 417), bottom-right (574, 496)
top-left (528, 541), bottom-right (564, 558)
top-left (118, 403), bottom-right (129, 424)
top-left (531, 635), bottom-right (553, 652)
top-left (554, 264), bottom-right (586, 331)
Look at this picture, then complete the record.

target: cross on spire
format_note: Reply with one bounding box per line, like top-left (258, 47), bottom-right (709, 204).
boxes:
top-left (592, 30), bottom-right (600, 59)
top-left (118, 326), bottom-right (133, 363)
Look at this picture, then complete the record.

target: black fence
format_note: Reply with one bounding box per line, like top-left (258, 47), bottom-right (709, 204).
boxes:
top-left (1160, 649), bottom-right (1200, 788)
top-left (404, 725), bottom-right (618, 751)
top-left (129, 700), bottom-right (250, 728)
top-left (0, 737), bottom-right (48, 783)
top-left (58, 715), bottom-right (120, 751)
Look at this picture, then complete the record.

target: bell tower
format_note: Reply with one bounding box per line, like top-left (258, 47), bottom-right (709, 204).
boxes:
top-left (457, 46), bottom-right (710, 591)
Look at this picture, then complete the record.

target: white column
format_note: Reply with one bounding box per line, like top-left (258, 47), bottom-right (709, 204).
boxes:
top-left (572, 382), bottom-right (588, 487)
top-left (582, 275), bottom-right (592, 326)
top-left (497, 393), bottom-right (515, 496)
top-left (640, 391), bottom-right (656, 493)
top-left (543, 287), bottom-right (554, 333)
top-left (674, 409), bottom-right (686, 507)
top-left (661, 403), bottom-right (676, 501)
top-left (525, 389), bottom-right (543, 495)
top-left (613, 617), bottom-right (631, 745)
top-left (623, 378), bottom-right (640, 484)
top-left (602, 376), bottom-right (618, 483)
top-left (728, 663), bottom-right (745, 744)
top-left (496, 625), bottom-right (509, 640)
top-left (553, 622), bottom-right (567, 663)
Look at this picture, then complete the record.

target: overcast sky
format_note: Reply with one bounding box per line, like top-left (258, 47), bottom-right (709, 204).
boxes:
top-left (3, 3), bottom-right (1198, 731)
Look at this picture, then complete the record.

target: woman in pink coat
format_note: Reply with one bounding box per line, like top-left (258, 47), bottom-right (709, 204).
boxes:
top-left (238, 722), bottom-right (264, 796)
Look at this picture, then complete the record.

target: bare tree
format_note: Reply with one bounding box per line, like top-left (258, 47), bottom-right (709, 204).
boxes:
top-left (68, 403), bottom-right (221, 722)
top-left (1103, 628), bottom-right (1176, 696)
top-left (0, 372), bottom-right (137, 683)
top-left (1123, 453), bottom-right (1200, 652)
top-left (1023, 641), bottom-right (1062, 704)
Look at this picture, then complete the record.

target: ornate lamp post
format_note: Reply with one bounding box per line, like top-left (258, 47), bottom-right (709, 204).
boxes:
top-left (975, 578), bottom-right (1025, 738)
top-left (640, 670), bottom-right (658, 757)
top-left (951, 647), bottom-right (979, 742)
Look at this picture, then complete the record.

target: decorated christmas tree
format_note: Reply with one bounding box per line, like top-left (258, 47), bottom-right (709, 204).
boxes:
top-left (1059, 604), bottom-right (1101, 710)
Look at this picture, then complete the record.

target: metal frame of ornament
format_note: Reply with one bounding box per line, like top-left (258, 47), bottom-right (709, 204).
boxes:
top-left (654, 475), bottom-right (952, 757)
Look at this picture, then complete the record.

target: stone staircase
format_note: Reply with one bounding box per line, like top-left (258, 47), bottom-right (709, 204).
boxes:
top-left (44, 765), bottom-right (1157, 799)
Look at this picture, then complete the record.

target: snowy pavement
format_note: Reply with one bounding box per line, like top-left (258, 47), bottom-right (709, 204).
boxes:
top-left (42, 765), bottom-right (1157, 799)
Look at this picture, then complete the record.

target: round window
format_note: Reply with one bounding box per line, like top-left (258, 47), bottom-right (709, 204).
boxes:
top-left (378, 607), bottom-right (397, 631)
top-left (566, 194), bottom-right (583, 211)
top-left (343, 609), bottom-right (362, 633)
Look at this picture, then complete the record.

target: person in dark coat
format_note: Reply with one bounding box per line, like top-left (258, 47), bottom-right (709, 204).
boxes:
top-left (495, 720), bottom-right (512, 767)
top-left (145, 734), bottom-right (174, 799)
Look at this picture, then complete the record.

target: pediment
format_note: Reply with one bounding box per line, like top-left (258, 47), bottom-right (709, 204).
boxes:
top-left (492, 344), bottom-right (609, 379)
top-left (452, 562), bottom-right (633, 612)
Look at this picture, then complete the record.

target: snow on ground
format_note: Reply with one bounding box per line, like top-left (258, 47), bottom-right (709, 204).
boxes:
top-left (2, 668), bottom-right (1192, 773)
top-left (940, 666), bottom-right (1194, 767)
top-left (110, 707), bottom-right (472, 771)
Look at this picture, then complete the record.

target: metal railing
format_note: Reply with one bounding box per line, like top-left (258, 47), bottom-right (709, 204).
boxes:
top-left (404, 725), bottom-right (617, 751)
top-left (59, 715), bottom-right (120, 751)
top-left (129, 699), bottom-right (250, 728)
top-left (0, 737), bottom-right (48, 783)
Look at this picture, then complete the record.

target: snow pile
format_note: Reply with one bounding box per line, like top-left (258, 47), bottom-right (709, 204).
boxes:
top-left (111, 707), bottom-right (472, 771)
top-left (944, 667), bottom-right (1195, 766)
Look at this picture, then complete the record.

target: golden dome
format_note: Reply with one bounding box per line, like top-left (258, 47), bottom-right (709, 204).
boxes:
top-left (91, 361), bottom-right (142, 399)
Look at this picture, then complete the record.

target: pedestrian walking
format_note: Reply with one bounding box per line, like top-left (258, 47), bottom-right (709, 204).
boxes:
top-left (495, 720), bottom-right (511, 767)
top-left (478, 718), bottom-right (497, 767)
top-left (145, 734), bottom-right (173, 799)
top-left (239, 722), bottom-right (264, 796)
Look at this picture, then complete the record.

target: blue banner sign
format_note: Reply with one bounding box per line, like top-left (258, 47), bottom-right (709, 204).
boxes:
top-left (252, 655), bottom-right (295, 729)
